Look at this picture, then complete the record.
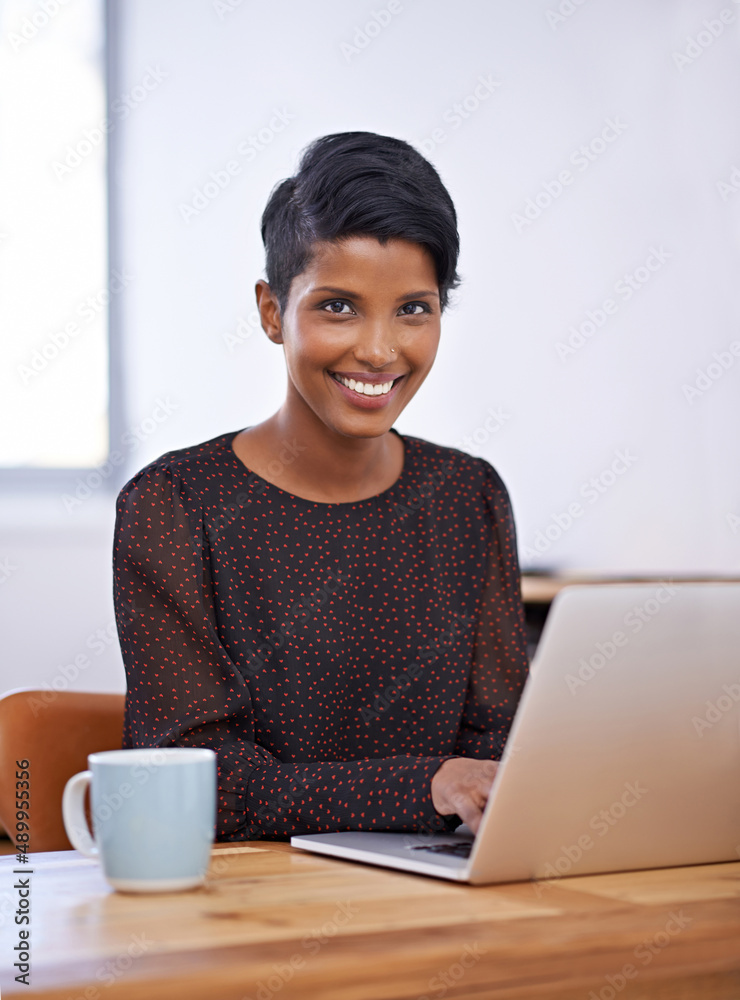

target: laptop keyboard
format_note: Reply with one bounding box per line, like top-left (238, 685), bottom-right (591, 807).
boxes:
top-left (410, 842), bottom-right (472, 858)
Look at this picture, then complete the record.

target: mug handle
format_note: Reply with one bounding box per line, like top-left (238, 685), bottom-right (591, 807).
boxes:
top-left (62, 770), bottom-right (98, 858)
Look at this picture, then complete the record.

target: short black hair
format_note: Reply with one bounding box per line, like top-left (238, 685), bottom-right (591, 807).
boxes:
top-left (260, 131), bottom-right (460, 312)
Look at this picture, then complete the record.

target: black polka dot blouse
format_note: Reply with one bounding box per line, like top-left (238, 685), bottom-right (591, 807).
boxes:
top-left (113, 429), bottom-right (529, 841)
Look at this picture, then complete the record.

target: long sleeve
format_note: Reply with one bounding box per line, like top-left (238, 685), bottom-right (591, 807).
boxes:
top-left (113, 460), bottom-right (455, 840)
top-left (454, 461), bottom-right (529, 760)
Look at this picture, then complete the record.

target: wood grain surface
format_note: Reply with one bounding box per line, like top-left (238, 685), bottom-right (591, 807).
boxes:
top-left (1, 842), bottom-right (739, 999)
top-left (520, 574), bottom-right (740, 605)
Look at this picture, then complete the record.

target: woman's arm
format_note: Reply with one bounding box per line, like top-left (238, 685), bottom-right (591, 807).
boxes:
top-left (432, 461), bottom-right (529, 830)
top-left (455, 460), bottom-right (529, 759)
top-left (114, 461), bottom-right (455, 840)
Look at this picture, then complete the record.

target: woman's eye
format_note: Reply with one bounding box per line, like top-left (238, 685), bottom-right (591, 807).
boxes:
top-left (323, 300), bottom-right (353, 314)
top-left (399, 302), bottom-right (428, 316)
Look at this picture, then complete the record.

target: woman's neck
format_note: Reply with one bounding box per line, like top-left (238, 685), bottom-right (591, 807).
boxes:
top-left (232, 407), bottom-right (404, 504)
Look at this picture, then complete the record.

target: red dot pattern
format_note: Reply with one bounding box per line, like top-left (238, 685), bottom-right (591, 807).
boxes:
top-left (113, 429), bottom-right (529, 840)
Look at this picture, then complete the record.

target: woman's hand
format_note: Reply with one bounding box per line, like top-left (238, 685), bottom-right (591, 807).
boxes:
top-left (431, 757), bottom-right (500, 835)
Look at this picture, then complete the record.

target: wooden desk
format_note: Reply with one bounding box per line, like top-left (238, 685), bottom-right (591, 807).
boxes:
top-left (1, 844), bottom-right (739, 999)
top-left (520, 574), bottom-right (740, 605)
top-left (519, 576), bottom-right (740, 657)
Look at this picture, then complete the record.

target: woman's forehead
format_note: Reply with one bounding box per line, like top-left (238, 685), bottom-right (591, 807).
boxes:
top-left (303, 236), bottom-right (438, 285)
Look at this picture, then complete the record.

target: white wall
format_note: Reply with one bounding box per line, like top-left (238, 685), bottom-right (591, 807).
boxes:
top-left (3, 0), bottom-right (740, 695)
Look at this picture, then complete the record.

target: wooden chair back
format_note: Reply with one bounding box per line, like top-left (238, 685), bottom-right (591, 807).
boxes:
top-left (0, 688), bottom-right (125, 852)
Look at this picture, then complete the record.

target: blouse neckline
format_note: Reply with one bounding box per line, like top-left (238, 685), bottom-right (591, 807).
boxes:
top-left (224, 427), bottom-right (411, 508)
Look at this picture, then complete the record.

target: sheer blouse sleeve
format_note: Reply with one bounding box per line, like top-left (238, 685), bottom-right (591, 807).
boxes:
top-left (453, 461), bottom-right (529, 760)
top-left (113, 461), bottom-right (455, 840)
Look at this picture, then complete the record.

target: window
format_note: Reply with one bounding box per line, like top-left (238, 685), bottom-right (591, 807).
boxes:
top-left (0, 0), bottom-right (108, 470)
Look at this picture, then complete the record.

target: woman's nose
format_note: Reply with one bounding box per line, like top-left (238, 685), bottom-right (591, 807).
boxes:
top-left (352, 320), bottom-right (396, 368)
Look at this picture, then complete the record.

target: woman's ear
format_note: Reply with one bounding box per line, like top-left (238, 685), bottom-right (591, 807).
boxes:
top-left (255, 280), bottom-right (283, 344)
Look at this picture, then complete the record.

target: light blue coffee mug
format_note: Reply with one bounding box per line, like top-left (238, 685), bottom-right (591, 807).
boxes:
top-left (62, 747), bottom-right (217, 892)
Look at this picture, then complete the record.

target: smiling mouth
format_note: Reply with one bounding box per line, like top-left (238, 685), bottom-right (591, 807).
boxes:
top-left (329, 372), bottom-right (405, 398)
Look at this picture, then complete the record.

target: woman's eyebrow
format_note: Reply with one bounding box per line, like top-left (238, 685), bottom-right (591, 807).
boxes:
top-left (398, 290), bottom-right (439, 300)
top-left (312, 285), bottom-right (360, 297)
top-left (311, 286), bottom-right (439, 301)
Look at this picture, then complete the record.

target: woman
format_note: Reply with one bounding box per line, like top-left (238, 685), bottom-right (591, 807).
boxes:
top-left (114, 132), bottom-right (529, 841)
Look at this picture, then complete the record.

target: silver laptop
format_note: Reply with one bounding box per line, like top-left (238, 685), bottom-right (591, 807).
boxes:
top-left (291, 583), bottom-right (740, 884)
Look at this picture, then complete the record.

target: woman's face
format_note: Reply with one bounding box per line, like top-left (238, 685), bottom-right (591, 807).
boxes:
top-left (260, 236), bottom-right (441, 439)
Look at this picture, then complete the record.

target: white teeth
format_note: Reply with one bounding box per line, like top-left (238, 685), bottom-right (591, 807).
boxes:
top-left (335, 374), bottom-right (395, 397)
